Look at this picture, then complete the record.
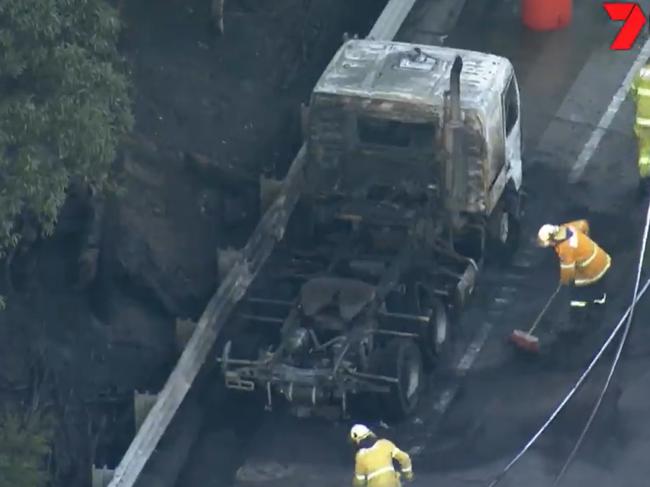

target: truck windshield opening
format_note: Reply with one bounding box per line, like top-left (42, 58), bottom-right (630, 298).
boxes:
top-left (357, 117), bottom-right (434, 149)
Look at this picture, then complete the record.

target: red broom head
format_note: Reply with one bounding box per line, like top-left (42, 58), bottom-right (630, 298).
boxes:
top-left (509, 329), bottom-right (540, 353)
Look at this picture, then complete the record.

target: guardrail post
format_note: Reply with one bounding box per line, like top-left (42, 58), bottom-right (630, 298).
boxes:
top-left (175, 318), bottom-right (196, 352)
top-left (134, 391), bottom-right (158, 433)
top-left (92, 465), bottom-right (115, 487)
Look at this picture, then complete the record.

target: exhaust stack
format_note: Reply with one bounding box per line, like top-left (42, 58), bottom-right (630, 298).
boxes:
top-left (449, 56), bottom-right (462, 124)
top-left (443, 55), bottom-right (468, 227)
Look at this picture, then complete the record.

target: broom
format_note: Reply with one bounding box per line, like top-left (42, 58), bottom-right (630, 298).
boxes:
top-left (509, 283), bottom-right (562, 353)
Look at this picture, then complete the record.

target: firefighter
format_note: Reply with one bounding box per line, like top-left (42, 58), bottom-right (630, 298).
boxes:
top-left (350, 424), bottom-right (413, 487)
top-left (537, 220), bottom-right (611, 329)
top-left (630, 61), bottom-right (650, 198)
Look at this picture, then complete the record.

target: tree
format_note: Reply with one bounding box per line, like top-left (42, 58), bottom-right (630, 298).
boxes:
top-left (0, 408), bottom-right (55, 487)
top-left (0, 0), bottom-right (133, 256)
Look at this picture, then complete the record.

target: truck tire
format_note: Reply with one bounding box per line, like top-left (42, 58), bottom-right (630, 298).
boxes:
top-left (399, 284), bottom-right (453, 368)
top-left (419, 298), bottom-right (451, 366)
top-left (487, 201), bottom-right (520, 264)
top-left (370, 338), bottom-right (423, 419)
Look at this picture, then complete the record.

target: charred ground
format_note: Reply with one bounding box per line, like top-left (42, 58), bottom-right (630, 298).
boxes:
top-left (0, 1), bottom-right (386, 485)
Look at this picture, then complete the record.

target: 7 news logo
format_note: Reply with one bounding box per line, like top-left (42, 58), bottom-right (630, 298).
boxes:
top-left (604, 2), bottom-right (648, 50)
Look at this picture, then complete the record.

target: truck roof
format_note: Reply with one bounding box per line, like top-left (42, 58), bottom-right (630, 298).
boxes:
top-left (313, 39), bottom-right (514, 112)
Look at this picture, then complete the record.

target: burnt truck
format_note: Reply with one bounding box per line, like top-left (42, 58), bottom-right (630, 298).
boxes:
top-left (216, 39), bottom-right (523, 419)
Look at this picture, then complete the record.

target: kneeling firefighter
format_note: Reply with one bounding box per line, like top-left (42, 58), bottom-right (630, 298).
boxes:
top-left (350, 424), bottom-right (413, 487)
top-left (537, 219), bottom-right (611, 329)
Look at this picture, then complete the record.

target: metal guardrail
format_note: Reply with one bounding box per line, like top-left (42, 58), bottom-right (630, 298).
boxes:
top-left (368, 0), bottom-right (418, 40)
top-left (106, 1), bottom-right (422, 485)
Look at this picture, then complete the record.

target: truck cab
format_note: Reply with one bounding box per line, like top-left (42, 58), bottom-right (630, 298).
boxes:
top-left (304, 39), bottom-right (523, 256)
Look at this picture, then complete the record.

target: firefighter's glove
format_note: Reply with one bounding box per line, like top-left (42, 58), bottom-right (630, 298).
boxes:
top-left (403, 471), bottom-right (414, 482)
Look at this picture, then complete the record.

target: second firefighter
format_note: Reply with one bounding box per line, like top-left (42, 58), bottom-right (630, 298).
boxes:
top-left (537, 219), bottom-right (611, 329)
top-left (350, 424), bottom-right (413, 487)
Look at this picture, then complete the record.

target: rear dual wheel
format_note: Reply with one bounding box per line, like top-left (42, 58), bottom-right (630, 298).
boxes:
top-left (370, 288), bottom-right (452, 419)
top-left (370, 338), bottom-right (424, 419)
top-left (418, 296), bottom-right (452, 366)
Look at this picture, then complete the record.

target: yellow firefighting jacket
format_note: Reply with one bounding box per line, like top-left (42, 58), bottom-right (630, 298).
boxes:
top-left (554, 220), bottom-right (611, 287)
top-left (353, 438), bottom-right (413, 487)
top-left (631, 64), bottom-right (650, 128)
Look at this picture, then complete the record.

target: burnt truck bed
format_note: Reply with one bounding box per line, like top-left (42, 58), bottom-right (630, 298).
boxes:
top-left (217, 206), bottom-right (478, 419)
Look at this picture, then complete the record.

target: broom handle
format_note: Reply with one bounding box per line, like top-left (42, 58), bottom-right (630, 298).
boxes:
top-left (528, 283), bottom-right (562, 334)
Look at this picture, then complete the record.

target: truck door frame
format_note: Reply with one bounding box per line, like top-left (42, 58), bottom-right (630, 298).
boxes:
top-left (501, 73), bottom-right (523, 191)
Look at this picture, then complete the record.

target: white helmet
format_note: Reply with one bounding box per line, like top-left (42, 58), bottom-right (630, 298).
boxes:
top-left (537, 224), bottom-right (559, 247)
top-left (350, 424), bottom-right (373, 444)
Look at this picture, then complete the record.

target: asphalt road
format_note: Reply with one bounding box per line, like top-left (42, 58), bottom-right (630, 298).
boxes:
top-left (167, 2), bottom-right (650, 487)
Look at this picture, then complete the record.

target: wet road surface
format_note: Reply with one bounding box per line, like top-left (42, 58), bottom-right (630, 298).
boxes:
top-left (162, 2), bottom-right (650, 487)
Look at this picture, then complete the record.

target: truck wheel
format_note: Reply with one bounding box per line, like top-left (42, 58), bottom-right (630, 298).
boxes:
top-left (487, 203), bottom-right (520, 264)
top-left (420, 298), bottom-right (451, 366)
top-left (370, 339), bottom-right (423, 419)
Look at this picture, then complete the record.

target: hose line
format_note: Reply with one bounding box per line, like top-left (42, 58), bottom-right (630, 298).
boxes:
top-left (486, 205), bottom-right (650, 487)
top-left (552, 199), bottom-right (650, 485)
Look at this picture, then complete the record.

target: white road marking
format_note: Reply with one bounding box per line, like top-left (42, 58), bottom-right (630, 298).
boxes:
top-left (432, 389), bottom-right (456, 413)
top-left (431, 322), bottom-right (493, 415)
top-left (500, 272), bottom-right (528, 281)
top-left (456, 322), bottom-right (492, 373)
top-left (569, 38), bottom-right (650, 183)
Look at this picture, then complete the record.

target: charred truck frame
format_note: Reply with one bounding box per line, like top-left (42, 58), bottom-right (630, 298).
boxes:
top-left (216, 40), bottom-right (524, 419)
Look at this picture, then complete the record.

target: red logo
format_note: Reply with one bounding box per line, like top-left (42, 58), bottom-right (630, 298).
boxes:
top-left (603, 2), bottom-right (647, 50)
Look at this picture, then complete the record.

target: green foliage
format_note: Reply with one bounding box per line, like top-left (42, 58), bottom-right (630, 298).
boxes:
top-left (0, 407), bottom-right (56, 487)
top-left (0, 0), bottom-right (134, 255)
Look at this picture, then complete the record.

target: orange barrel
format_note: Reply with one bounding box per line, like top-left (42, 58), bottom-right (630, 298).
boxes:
top-left (521, 0), bottom-right (572, 31)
